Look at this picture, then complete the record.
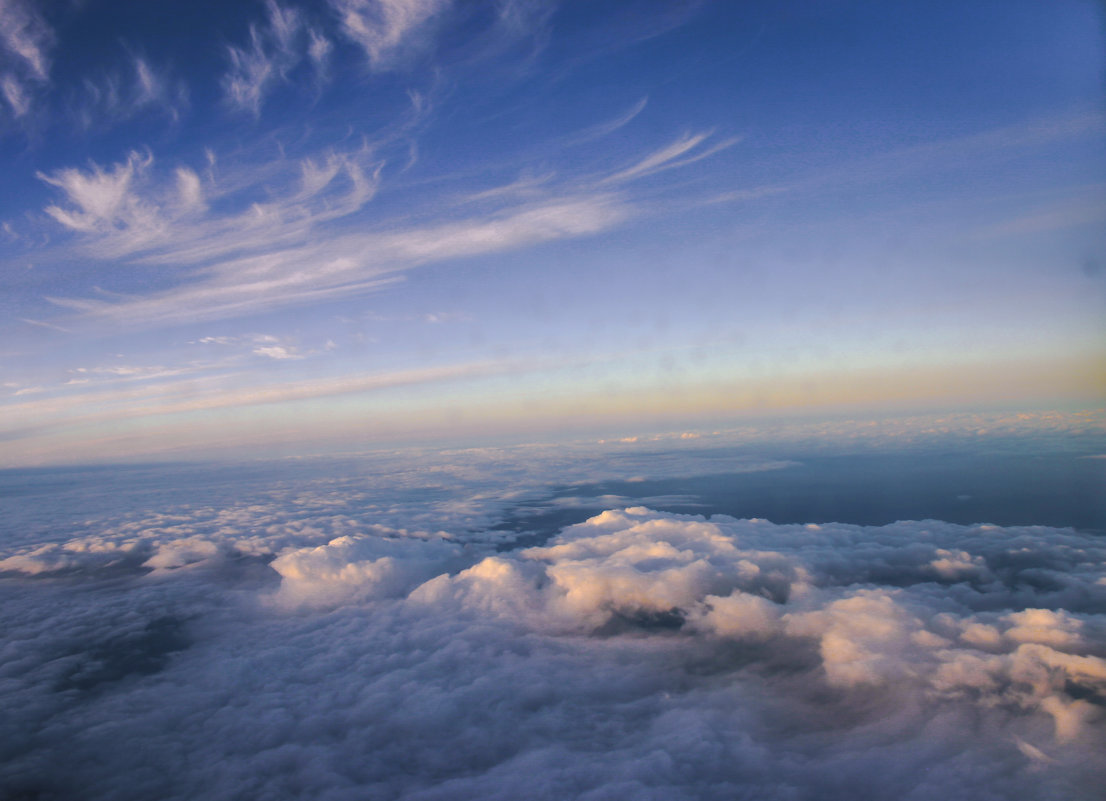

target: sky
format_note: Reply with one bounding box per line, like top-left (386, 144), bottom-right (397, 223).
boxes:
top-left (1, 0), bottom-right (1104, 465)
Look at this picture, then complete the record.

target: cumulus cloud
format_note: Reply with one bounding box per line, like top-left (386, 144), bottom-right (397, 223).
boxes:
top-left (271, 531), bottom-right (463, 607)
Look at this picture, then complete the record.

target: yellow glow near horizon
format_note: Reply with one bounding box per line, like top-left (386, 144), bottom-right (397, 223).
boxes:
top-left (4, 350), bottom-right (1102, 466)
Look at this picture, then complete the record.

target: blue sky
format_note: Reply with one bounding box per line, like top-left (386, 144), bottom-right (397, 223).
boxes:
top-left (1, 0), bottom-right (1103, 465)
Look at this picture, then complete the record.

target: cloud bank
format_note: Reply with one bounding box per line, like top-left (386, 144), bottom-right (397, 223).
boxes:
top-left (1, 465), bottom-right (1103, 801)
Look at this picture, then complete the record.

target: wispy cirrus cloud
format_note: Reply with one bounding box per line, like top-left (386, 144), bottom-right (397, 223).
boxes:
top-left (223, 0), bottom-right (331, 115)
top-left (37, 143), bottom-right (377, 261)
top-left (331, 0), bottom-right (451, 69)
top-left (566, 96), bottom-right (648, 146)
top-left (32, 122), bottom-right (743, 328)
top-left (44, 192), bottom-right (624, 325)
top-left (968, 188), bottom-right (1106, 240)
top-left (0, 0), bottom-right (53, 118)
top-left (38, 150), bottom-right (160, 235)
top-left (601, 129), bottom-right (741, 185)
top-left (75, 55), bottom-right (187, 128)
top-left (0, 357), bottom-right (525, 444)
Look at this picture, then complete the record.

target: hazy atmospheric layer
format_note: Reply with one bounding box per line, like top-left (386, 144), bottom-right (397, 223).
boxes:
top-left (2, 415), bottom-right (1104, 800)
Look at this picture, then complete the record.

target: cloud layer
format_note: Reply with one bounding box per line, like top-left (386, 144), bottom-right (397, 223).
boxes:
top-left (1, 456), bottom-right (1103, 801)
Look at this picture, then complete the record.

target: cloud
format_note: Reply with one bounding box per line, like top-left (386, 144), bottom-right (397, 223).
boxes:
top-left (0, 0), bottom-right (52, 117)
top-left (30, 101), bottom-right (743, 333)
top-left (195, 336), bottom-right (235, 345)
top-left (270, 532), bottom-right (463, 607)
top-left (37, 143), bottom-right (380, 266)
top-left (331, 0), bottom-right (451, 69)
top-left (1, 71), bottom-right (27, 114)
top-left (70, 363), bottom-right (194, 381)
top-left (971, 194), bottom-right (1106, 240)
top-left (39, 145), bottom-right (625, 324)
top-left (223, 0), bottom-right (329, 114)
top-left (601, 130), bottom-right (740, 185)
top-left (17, 316), bottom-right (72, 333)
top-left (0, 358), bottom-right (529, 444)
top-left (252, 345), bottom-right (303, 360)
top-left (75, 55), bottom-right (187, 128)
top-left (38, 150), bottom-right (157, 235)
top-left (2, 477), bottom-right (1104, 801)
top-left (565, 96), bottom-right (649, 146)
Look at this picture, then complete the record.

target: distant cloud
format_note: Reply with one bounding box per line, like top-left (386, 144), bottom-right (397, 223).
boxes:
top-left (253, 344), bottom-right (303, 360)
top-left (18, 316), bottom-right (72, 333)
top-left (69, 363), bottom-right (199, 382)
top-left (0, 358), bottom-right (527, 445)
top-left (195, 336), bottom-right (235, 345)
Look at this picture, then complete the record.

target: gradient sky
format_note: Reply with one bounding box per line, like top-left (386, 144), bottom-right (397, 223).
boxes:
top-left (1, 0), bottom-right (1104, 465)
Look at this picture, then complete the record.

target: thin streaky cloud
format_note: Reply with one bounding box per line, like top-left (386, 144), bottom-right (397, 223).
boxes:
top-left (0, 358), bottom-right (525, 436)
top-left (462, 171), bottom-right (555, 203)
top-left (566, 96), bottom-right (649, 146)
top-left (34, 127), bottom-right (731, 332)
top-left (18, 317), bottom-right (72, 333)
top-left (601, 130), bottom-right (720, 185)
top-left (970, 196), bottom-right (1106, 240)
top-left (44, 195), bottom-right (624, 325)
top-left (789, 110), bottom-right (1106, 197)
